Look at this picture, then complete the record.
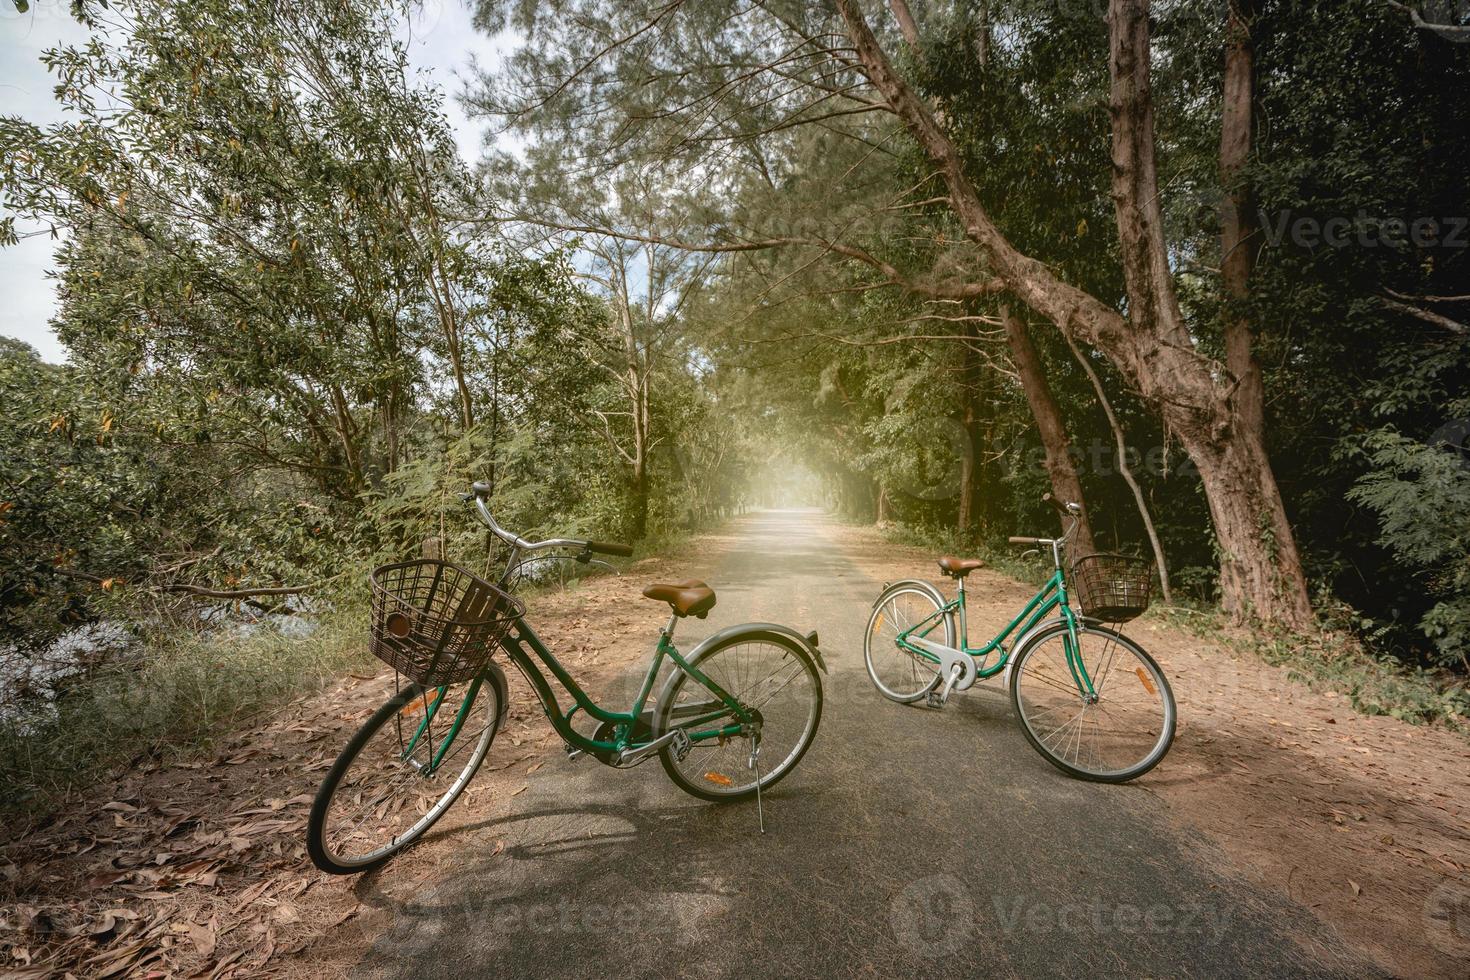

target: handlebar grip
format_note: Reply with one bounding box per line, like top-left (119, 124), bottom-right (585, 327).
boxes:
top-left (587, 540), bottom-right (633, 558)
top-left (1010, 536), bottom-right (1045, 545)
top-left (1042, 493), bottom-right (1081, 515)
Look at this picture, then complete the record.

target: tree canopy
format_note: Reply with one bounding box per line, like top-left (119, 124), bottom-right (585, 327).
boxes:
top-left (2, 0), bottom-right (1467, 677)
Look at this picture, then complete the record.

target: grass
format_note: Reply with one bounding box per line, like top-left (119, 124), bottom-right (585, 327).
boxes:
top-left (0, 606), bottom-right (372, 823)
top-left (0, 521), bottom-right (703, 825)
top-left (878, 519), bottom-right (1470, 734)
top-left (1154, 604), bottom-right (1470, 731)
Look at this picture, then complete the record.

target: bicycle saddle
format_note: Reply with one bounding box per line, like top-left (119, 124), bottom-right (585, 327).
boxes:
top-left (642, 579), bottom-right (717, 618)
top-left (937, 556), bottom-right (985, 578)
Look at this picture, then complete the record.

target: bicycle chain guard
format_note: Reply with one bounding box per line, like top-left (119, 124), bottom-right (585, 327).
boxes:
top-left (905, 636), bottom-right (977, 692)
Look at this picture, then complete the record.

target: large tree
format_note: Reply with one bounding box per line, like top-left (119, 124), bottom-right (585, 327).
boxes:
top-left (472, 0), bottom-right (1315, 625)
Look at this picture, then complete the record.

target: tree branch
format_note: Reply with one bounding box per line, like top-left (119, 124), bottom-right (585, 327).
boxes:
top-left (1380, 296), bottom-right (1469, 334)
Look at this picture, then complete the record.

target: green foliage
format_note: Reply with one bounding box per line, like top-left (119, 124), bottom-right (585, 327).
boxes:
top-left (1349, 431), bottom-right (1470, 670)
top-left (0, 0), bottom-right (759, 811)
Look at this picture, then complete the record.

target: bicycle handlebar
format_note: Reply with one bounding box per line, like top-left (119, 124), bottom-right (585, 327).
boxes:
top-left (463, 484), bottom-right (633, 559)
top-left (1043, 493), bottom-right (1082, 516)
top-left (1009, 495), bottom-right (1082, 554)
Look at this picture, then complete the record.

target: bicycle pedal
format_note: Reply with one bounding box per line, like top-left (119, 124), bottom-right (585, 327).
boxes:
top-left (926, 691), bottom-right (946, 709)
top-left (671, 729), bottom-right (692, 762)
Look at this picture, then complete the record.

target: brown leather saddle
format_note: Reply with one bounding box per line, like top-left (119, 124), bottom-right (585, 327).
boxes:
top-left (641, 578), bottom-right (717, 618)
top-left (936, 556), bottom-right (985, 578)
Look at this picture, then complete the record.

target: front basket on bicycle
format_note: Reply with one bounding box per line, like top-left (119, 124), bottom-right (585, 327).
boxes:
top-left (368, 559), bottom-right (524, 686)
top-left (1069, 554), bottom-right (1152, 623)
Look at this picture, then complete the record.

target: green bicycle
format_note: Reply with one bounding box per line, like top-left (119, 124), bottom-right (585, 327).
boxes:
top-left (307, 483), bottom-right (826, 874)
top-left (864, 496), bottom-right (1175, 783)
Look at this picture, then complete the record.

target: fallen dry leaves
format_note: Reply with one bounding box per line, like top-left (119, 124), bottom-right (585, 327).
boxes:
top-left (1, 537), bottom-right (722, 978)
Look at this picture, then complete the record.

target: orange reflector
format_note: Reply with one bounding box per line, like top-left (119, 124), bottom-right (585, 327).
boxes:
top-left (703, 772), bottom-right (733, 787)
top-left (872, 612), bottom-right (885, 634)
top-left (401, 697), bottom-right (434, 717)
top-left (1135, 668), bottom-right (1157, 697)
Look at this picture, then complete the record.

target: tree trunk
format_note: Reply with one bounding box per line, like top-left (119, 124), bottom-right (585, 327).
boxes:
top-left (957, 407), bottom-right (978, 533)
top-left (1220, 0), bottom-right (1266, 442)
top-left (1203, 0), bottom-right (1306, 619)
top-left (630, 460), bottom-right (650, 539)
top-left (956, 319), bottom-right (982, 533)
top-left (1003, 309), bottom-right (1096, 554)
top-left (1106, 0), bottom-right (1309, 624)
top-left (327, 383), bottom-right (364, 494)
top-left (833, 0), bottom-right (1313, 627)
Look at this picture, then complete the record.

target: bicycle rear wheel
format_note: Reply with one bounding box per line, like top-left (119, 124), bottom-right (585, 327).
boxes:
top-left (865, 583), bottom-right (952, 703)
top-left (1009, 622), bottom-right (1175, 783)
top-left (307, 670), bottom-right (506, 874)
top-left (655, 632), bottom-right (822, 802)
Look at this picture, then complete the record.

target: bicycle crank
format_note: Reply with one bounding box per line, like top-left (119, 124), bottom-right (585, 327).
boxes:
top-left (927, 662), bottom-right (966, 708)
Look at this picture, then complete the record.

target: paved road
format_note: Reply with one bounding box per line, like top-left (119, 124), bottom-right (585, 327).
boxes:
top-left (352, 511), bottom-right (1371, 978)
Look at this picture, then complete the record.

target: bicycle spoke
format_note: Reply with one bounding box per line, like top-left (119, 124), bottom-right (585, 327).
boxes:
top-left (866, 587), bottom-right (947, 702)
top-left (313, 682), bottom-right (499, 871)
top-left (662, 638), bottom-right (820, 798)
top-left (1014, 626), bottom-right (1174, 780)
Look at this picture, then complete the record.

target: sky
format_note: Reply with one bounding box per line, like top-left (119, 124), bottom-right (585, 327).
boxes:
top-left (0, 0), bottom-right (508, 363)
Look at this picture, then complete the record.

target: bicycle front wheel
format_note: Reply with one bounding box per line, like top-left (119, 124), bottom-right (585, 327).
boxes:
top-left (307, 671), bottom-right (505, 874)
top-left (655, 632), bottom-right (822, 802)
top-left (865, 583), bottom-right (952, 703)
top-left (1009, 622), bottom-right (1175, 783)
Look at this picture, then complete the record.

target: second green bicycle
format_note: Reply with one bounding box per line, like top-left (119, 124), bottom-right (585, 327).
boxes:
top-left (864, 496), bottom-right (1175, 783)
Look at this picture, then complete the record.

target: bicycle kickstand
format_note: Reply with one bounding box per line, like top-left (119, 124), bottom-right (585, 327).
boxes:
top-left (748, 736), bottom-right (765, 835)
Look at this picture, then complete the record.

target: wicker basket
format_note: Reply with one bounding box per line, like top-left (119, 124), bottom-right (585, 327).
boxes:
top-left (368, 559), bottom-right (523, 686)
top-left (1069, 554), bottom-right (1152, 623)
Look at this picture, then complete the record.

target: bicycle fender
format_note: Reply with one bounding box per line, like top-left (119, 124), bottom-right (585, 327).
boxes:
top-left (478, 660), bottom-right (512, 730)
top-left (679, 622), bottom-right (829, 675)
top-left (873, 578), bottom-right (947, 610)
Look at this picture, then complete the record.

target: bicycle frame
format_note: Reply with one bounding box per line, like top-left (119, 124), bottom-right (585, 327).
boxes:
top-left (892, 562), bottom-right (1097, 697)
top-left (497, 613), bottom-right (751, 758)
top-left (402, 493), bottom-right (771, 772)
top-left (401, 610), bottom-right (753, 772)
